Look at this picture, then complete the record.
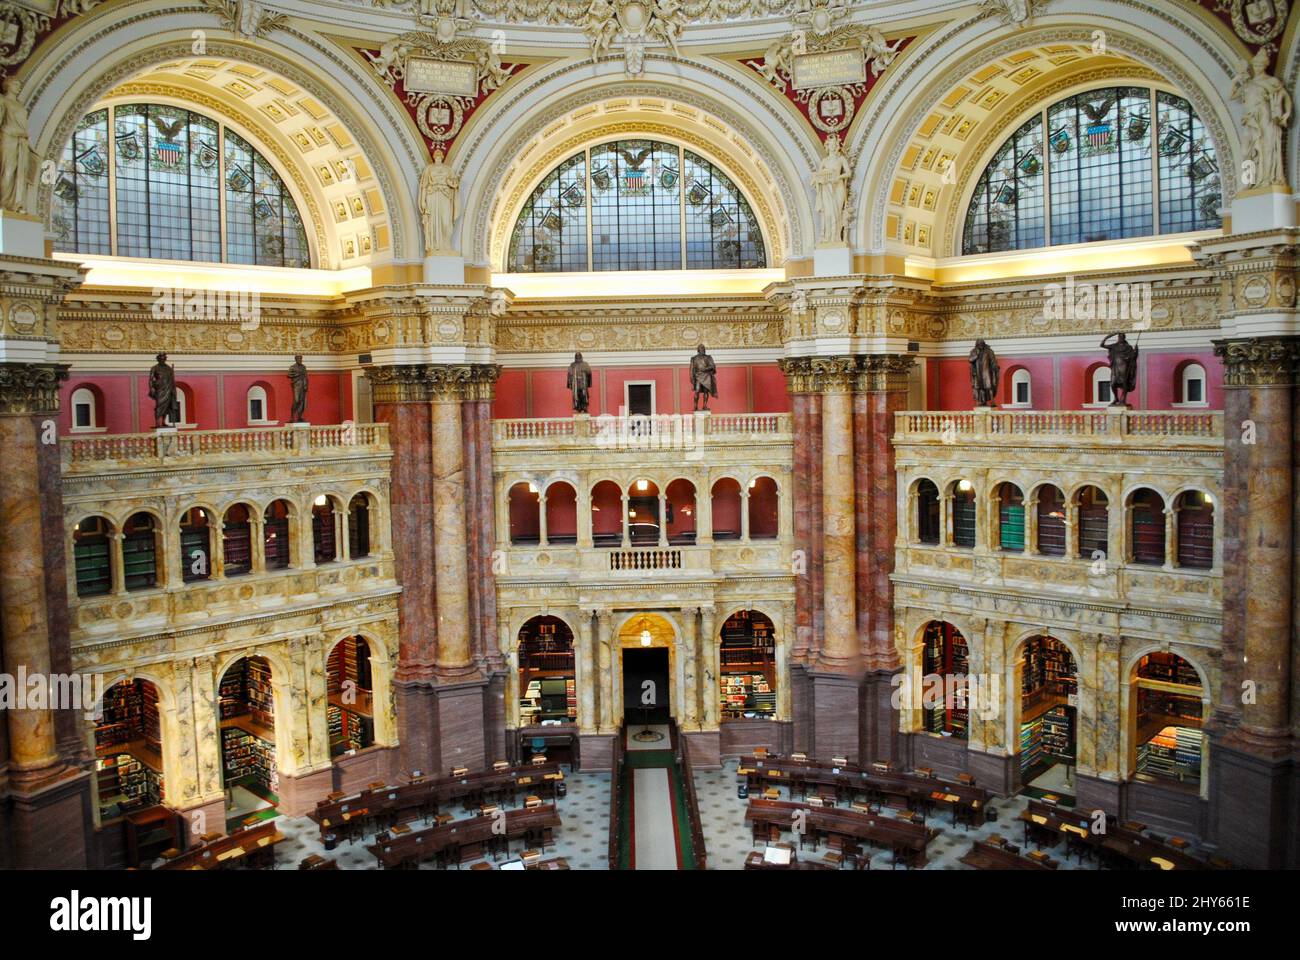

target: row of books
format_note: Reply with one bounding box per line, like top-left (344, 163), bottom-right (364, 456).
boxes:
top-left (95, 681), bottom-right (161, 754)
top-left (221, 727), bottom-right (276, 790)
top-left (97, 752), bottom-right (164, 811)
top-left (721, 672), bottom-right (775, 720)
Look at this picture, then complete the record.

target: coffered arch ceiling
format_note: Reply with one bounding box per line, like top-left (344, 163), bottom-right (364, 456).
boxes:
top-left (852, 12), bottom-right (1245, 259)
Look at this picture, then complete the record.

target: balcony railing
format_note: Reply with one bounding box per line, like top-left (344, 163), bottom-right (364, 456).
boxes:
top-left (492, 412), bottom-right (790, 446)
top-left (63, 423), bottom-right (390, 471)
top-left (894, 409), bottom-right (1222, 444)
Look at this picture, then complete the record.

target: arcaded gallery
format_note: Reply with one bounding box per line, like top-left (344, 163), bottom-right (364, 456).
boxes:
top-left (2, 0), bottom-right (1299, 880)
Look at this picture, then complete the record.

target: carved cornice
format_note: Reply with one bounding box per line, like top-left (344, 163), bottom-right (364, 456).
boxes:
top-left (0, 362), bottom-right (69, 416)
top-left (1212, 336), bottom-right (1300, 387)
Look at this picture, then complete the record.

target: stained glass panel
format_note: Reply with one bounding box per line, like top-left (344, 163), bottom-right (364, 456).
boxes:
top-left (962, 87), bottom-right (1219, 254)
top-left (52, 104), bottom-right (310, 268)
top-left (52, 109), bottom-right (110, 255)
top-left (506, 139), bottom-right (766, 272)
top-left (507, 153), bottom-right (587, 272)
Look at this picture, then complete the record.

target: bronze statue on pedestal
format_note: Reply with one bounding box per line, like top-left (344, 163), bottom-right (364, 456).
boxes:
top-left (148, 353), bottom-right (177, 428)
top-left (567, 351), bottom-right (592, 413)
top-left (690, 344), bottom-right (717, 411)
top-left (289, 354), bottom-right (309, 422)
top-left (969, 338), bottom-right (999, 407)
top-left (1101, 332), bottom-right (1138, 406)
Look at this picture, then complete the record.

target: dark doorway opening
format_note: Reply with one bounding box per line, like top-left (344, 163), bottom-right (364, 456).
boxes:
top-left (627, 383), bottom-right (653, 416)
top-left (623, 647), bottom-right (670, 725)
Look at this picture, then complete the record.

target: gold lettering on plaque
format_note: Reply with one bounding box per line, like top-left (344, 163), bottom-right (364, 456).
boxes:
top-left (405, 57), bottom-right (480, 97)
top-left (792, 49), bottom-right (866, 89)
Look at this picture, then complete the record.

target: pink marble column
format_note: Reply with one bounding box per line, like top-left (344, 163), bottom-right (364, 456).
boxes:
top-left (808, 392), bottom-right (824, 661)
top-left (368, 367), bottom-right (438, 678)
top-left (430, 375), bottom-right (474, 675)
top-left (461, 397), bottom-right (483, 663)
top-left (790, 391), bottom-right (813, 661)
top-left (476, 395), bottom-right (501, 672)
top-left (817, 359), bottom-right (859, 669)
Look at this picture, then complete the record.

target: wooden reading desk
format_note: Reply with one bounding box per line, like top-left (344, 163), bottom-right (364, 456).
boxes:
top-left (1018, 799), bottom-right (1206, 870)
top-left (157, 821), bottom-right (285, 870)
top-left (744, 798), bottom-right (939, 868)
top-left (367, 804), bottom-right (562, 869)
top-left (959, 839), bottom-right (1055, 870)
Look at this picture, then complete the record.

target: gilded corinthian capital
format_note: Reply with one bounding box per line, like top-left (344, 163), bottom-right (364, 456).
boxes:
top-left (1212, 336), bottom-right (1300, 387)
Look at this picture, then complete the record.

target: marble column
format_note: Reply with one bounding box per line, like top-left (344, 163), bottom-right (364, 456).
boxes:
top-left (816, 358), bottom-right (859, 670)
top-left (1207, 336), bottom-right (1298, 868)
top-left (596, 609), bottom-right (614, 733)
top-left (0, 364), bottom-right (69, 782)
top-left (429, 370), bottom-right (474, 675)
top-left (680, 606), bottom-right (699, 731)
top-left (576, 610), bottom-right (597, 735)
top-left (700, 606), bottom-right (718, 729)
top-left (780, 361), bottom-right (816, 663)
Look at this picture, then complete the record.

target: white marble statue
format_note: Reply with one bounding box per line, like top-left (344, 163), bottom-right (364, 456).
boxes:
top-left (1232, 48), bottom-right (1292, 188)
top-left (0, 76), bottom-right (34, 214)
top-left (579, 0), bottom-right (619, 62)
top-left (419, 148), bottom-right (460, 256)
top-left (812, 133), bottom-right (851, 245)
top-left (860, 24), bottom-right (900, 76)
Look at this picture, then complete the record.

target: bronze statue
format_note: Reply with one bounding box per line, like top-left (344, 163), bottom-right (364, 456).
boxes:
top-left (690, 344), bottom-right (717, 411)
top-left (1101, 332), bottom-right (1138, 406)
top-left (289, 354), bottom-right (309, 422)
top-left (969, 338), bottom-right (999, 407)
top-left (566, 351), bottom-right (592, 413)
top-left (148, 353), bottom-right (177, 428)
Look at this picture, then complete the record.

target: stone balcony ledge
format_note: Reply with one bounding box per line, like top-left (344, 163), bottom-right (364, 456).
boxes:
top-left (893, 409), bottom-right (1223, 448)
top-left (61, 422), bottom-right (390, 473)
top-left (491, 412), bottom-right (792, 450)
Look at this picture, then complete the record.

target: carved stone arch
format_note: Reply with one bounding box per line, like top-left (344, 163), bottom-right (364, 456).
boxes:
top-left (459, 64), bottom-right (817, 267)
top-left (24, 21), bottom-right (417, 264)
top-left (1122, 640), bottom-right (1213, 694)
top-left (852, 13), bottom-right (1242, 254)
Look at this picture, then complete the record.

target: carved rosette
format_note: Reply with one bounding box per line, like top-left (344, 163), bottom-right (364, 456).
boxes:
top-left (0, 362), bottom-right (69, 415)
top-left (1212, 336), bottom-right (1300, 387)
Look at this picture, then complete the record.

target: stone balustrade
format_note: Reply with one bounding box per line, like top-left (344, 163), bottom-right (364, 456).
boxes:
top-left (894, 409), bottom-right (1222, 445)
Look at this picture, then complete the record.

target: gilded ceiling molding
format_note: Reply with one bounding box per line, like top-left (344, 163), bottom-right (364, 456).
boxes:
top-left (489, 119), bottom-right (784, 268)
top-left (1212, 336), bottom-right (1300, 386)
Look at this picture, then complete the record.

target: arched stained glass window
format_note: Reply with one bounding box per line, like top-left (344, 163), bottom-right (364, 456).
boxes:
top-left (52, 103), bottom-right (310, 268)
top-left (508, 138), bottom-right (766, 272)
top-left (962, 88), bottom-right (1221, 255)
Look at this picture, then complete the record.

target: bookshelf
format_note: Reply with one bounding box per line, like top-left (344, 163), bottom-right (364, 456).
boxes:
top-left (74, 525), bottom-right (111, 596)
top-left (518, 618), bottom-right (576, 726)
top-left (221, 726), bottom-right (275, 791)
top-left (96, 752), bottom-right (163, 816)
top-left (1040, 706), bottom-right (1073, 763)
top-left (122, 526), bottom-right (157, 590)
top-left (922, 621), bottom-right (969, 737)
top-left (327, 638), bottom-right (374, 753)
top-left (94, 679), bottom-right (165, 819)
top-left (1019, 717), bottom-right (1043, 776)
top-left (720, 672), bottom-right (775, 720)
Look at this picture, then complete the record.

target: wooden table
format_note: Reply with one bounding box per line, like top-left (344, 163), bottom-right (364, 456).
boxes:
top-left (1018, 800), bottom-right (1206, 870)
top-left (959, 840), bottom-right (1055, 870)
top-left (367, 804), bottom-right (562, 869)
top-left (157, 821), bottom-right (285, 870)
top-left (744, 798), bottom-right (939, 868)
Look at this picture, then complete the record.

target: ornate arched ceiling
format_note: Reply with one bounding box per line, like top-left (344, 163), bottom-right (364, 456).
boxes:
top-left (884, 44), bottom-right (1156, 259)
top-left (103, 59), bottom-right (393, 269)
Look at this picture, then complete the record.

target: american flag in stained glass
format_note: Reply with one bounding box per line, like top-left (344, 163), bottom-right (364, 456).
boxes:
top-left (1086, 122), bottom-right (1114, 151)
top-left (621, 167), bottom-right (646, 195)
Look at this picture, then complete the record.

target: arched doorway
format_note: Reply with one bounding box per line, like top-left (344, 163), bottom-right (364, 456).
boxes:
top-left (719, 610), bottom-right (776, 721)
top-left (1131, 652), bottom-right (1204, 790)
top-left (327, 636), bottom-right (374, 757)
top-left (921, 620), bottom-right (969, 738)
top-left (218, 656), bottom-right (278, 824)
top-left (517, 615), bottom-right (577, 726)
top-left (1018, 635), bottom-right (1078, 792)
top-left (93, 679), bottom-right (163, 822)
top-left (618, 614), bottom-right (676, 728)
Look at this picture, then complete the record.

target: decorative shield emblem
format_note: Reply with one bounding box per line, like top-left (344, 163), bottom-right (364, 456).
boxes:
top-left (687, 181), bottom-right (710, 206)
top-left (1126, 114), bottom-right (1150, 142)
top-left (591, 164), bottom-right (611, 191)
top-left (1049, 127), bottom-right (1071, 154)
top-left (659, 166), bottom-right (678, 190)
top-left (227, 165), bottom-right (252, 192)
top-left (994, 183), bottom-right (1017, 205)
top-left (1085, 122), bottom-right (1114, 152)
top-left (561, 182), bottom-right (585, 207)
top-left (621, 167), bottom-right (647, 195)
top-left (153, 140), bottom-right (183, 167)
top-left (1159, 125), bottom-right (1189, 156)
top-left (77, 146), bottom-right (105, 177)
top-left (115, 131), bottom-right (141, 162)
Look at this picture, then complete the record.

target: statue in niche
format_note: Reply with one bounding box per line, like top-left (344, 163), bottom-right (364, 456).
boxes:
top-left (969, 338), bottom-right (999, 407)
top-left (1101, 332), bottom-right (1139, 406)
top-left (1231, 48), bottom-right (1292, 188)
top-left (812, 133), bottom-right (851, 245)
top-left (419, 148), bottom-right (460, 256)
top-left (690, 343), bottom-right (717, 411)
top-left (289, 354), bottom-right (309, 422)
top-left (567, 351), bottom-right (592, 413)
top-left (0, 76), bottom-right (36, 213)
top-left (148, 353), bottom-right (178, 428)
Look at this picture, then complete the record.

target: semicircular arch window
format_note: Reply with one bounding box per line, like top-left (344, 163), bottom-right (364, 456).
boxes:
top-left (507, 138), bottom-right (767, 272)
top-left (51, 103), bottom-right (310, 269)
top-left (962, 87), bottom-right (1221, 255)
